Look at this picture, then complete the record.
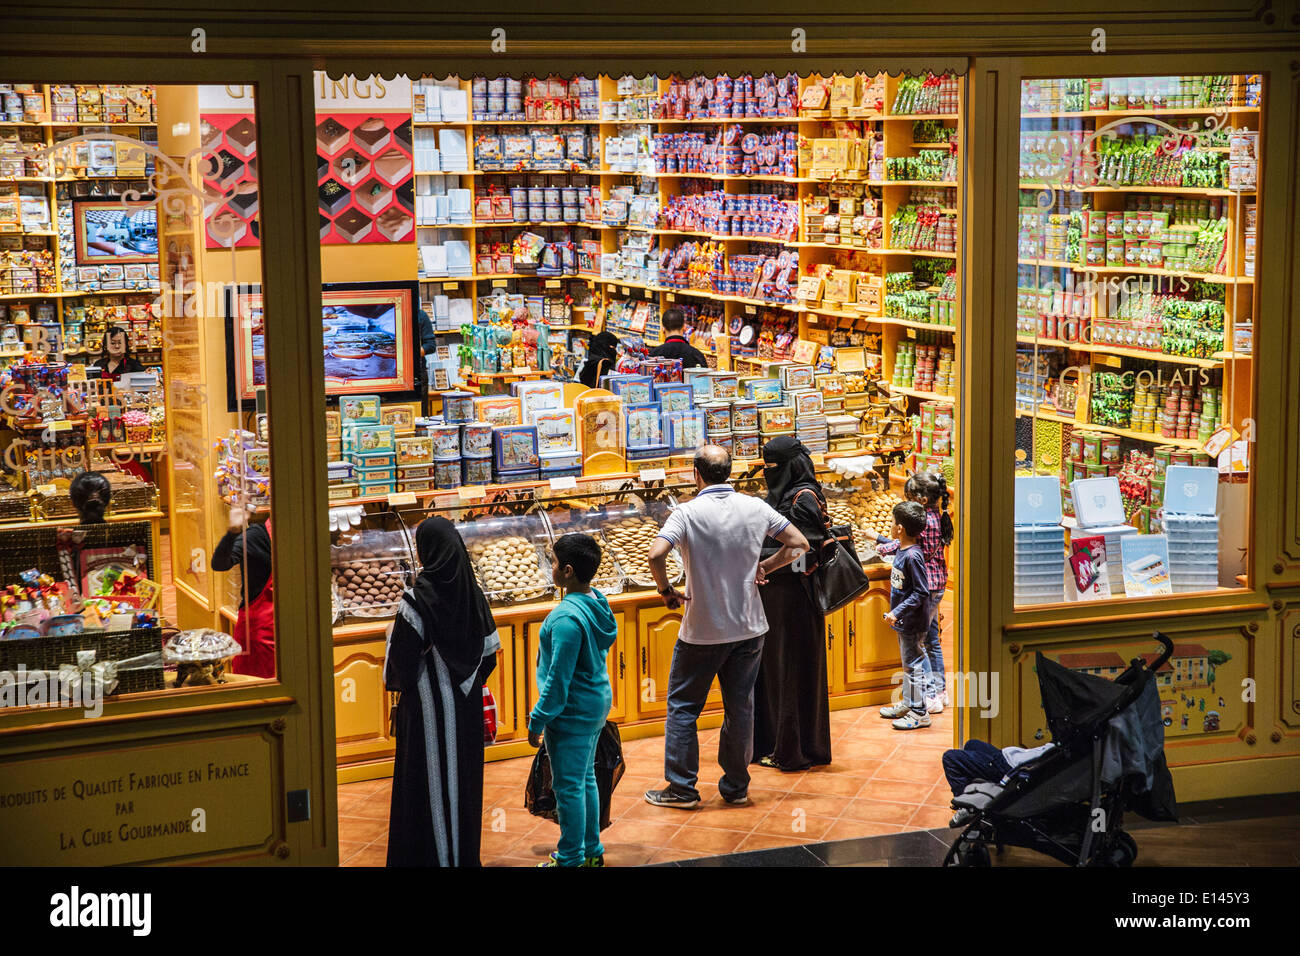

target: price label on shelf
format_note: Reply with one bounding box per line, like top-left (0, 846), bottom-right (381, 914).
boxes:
top-left (621, 286), bottom-right (630, 295)
top-left (548, 475), bottom-right (578, 491)
top-left (906, 327), bottom-right (917, 339)
top-left (511, 366), bottom-right (530, 375)
top-left (458, 485), bottom-right (487, 501)
top-left (442, 282), bottom-right (458, 291)
top-left (745, 305), bottom-right (756, 315)
top-left (545, 279), bottom-right (561, 289)
top-left (639, 467), bottom-right (667, 483)
top-left (387, 491), bottom-right (418, 507)
top-left (1096, 353), bottom-right (1122, 368)
top-left (492, 279), bottom-right (507, 288)
top-left (666, 293), bottom-right (675, 302)
top-left (48, 420), bottom-right (73, 432)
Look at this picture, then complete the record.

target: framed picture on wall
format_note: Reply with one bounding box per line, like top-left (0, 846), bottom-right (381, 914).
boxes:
top-left (225, 280), bottom-right (418, 410)
top-left (73, 200), bottom-right (159, 265)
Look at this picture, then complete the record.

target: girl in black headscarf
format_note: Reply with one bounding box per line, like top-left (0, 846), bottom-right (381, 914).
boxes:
top-left (753, 436), bottom-right (832, 771)
top-left (385, 516), bottom-right (499, 867)
top-left (578, 331), bottom-right (620, 389)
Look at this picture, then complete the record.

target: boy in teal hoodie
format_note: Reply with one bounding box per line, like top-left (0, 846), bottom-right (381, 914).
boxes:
top-left (529, 533), bottom-right (619, 867)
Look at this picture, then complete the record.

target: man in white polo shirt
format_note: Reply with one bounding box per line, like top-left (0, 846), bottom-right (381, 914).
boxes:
top-left (644, 445), bottom-right (810, 809)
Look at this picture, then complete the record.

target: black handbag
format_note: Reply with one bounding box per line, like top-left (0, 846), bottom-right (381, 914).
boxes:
top-left (793, 489), bottom-right (871, 614)
top-left (524, 720), bottom-right (626, 831)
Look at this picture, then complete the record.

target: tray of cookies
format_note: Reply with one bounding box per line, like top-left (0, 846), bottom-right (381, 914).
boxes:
top-left (824, 482), bottom-right (900, 565)
top-left (457, 512), bottom-right (555, 606)
top-left (540, 504), bottom-right (630, 595)
top-left (330, 526), bottom-right (416, 620)
top-left (594, 497), bottom-right (684, 590)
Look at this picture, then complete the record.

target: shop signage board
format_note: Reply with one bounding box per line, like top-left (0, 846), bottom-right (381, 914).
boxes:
top-left (0, 733), bottom-right (275, 865)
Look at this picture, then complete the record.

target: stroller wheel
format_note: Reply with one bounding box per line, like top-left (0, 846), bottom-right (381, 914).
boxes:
top-left (944, 836), bottom-right (991, 867)
top-left (1108, 830), bottom-right (1138, 867)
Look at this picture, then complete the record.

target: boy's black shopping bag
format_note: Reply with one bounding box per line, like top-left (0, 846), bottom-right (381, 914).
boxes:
top-left (524, 720), bottom-right (626, 831)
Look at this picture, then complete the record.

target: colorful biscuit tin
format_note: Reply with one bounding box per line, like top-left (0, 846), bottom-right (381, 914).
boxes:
top-left (460, 421), bottom-right (493, 458)
top-left (475, 396), bottom-right (523, 427)
top-left (462, 457), bottom-right (493, 485)
top-left (492, 424), bottom-right (540, 470)
top-left (340, 394), bottom-right (382, 425)
top-left (439, 390), bottom-right (476, 423)
top-left (425, 424), bottom-right (461, 460)
top-left (759, 405), bottom-right (796, 433)
top-left (396, 435), bottom-right (436, 465)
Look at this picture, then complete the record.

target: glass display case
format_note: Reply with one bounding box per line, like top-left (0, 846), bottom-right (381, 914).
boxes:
top-left (541, 502), bottom-right (629, 595)
top-left (330, 513), bottom-right (416, 622)
top-left (456, 510), bottom-right (555, 605)
top-left (585, 494), bottom-right (683, 589)
top-left (822, 473), bottom-right (901, 564)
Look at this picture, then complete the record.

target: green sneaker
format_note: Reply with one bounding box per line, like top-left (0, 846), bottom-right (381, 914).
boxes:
top-left (541, 851), bottom-right (605, 867)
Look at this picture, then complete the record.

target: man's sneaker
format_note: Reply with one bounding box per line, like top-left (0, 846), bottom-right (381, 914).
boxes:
top-left (949, 807), bottom-right (976, 828)
top-left (880, 701), bottom-right (912, 719)
top-left (583, 853), bottom-right (606, 867)
top-left (927, 695), bottom-right (944, 715)
top-left (892, 710), bottom-right (931, 730)
top-left (942, 690), bottom-right (952, 708)
top-left (644, 788), bottom-right (699, 809)
top-left (721, 793), bottom-right (750, 806)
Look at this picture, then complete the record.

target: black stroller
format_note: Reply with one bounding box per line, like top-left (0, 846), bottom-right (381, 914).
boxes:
top-left (944, 632), bottom-right (1178, 867)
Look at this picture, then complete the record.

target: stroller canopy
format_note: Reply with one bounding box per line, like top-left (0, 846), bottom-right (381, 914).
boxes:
top-left (1035, 652), bottom-right (1177, 822)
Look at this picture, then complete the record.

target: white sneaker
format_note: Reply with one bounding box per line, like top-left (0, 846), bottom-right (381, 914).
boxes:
top-left (892, 711), bottom-right (931, 730)
top-left (926, 696), bottom-right (944, 715)
top-left (880, 701), bottom-right (912, 719)
top-left (942, 690), bottom-right (952, 707)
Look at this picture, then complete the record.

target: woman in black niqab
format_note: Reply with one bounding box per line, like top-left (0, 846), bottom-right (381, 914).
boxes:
top-left (386, 516), bottom-right (499, 866)
top-left (578, 331), bottom-right (620, 389)
top-left (753, 436), bottom-right (833, 772)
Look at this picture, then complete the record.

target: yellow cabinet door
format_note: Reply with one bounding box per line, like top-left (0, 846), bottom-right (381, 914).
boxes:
top-left (841, 583), bottom-right (899, 693)
top-left (524, 611), bottom-right (627, 726)
top-left (333, 639), bottom-right (394, 767)
top-left (485, 623), bottom-right (524, 742)
top-left (824, 607), bottom-right (843, 693)
top-left (634, 604), bottom-right (722, 719)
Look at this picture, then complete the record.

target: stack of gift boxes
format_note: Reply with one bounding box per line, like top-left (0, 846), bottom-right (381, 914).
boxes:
top-left (1070, 475), bottom-right (1139, 596)
top-left (1014, 475), bottom-right (1067, 605)
top-left (1161, 464), bottom-right (1220, 593)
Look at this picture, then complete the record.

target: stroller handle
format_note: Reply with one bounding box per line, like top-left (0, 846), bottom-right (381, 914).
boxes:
top-left (1147, 631), bottom-right (1174, 673)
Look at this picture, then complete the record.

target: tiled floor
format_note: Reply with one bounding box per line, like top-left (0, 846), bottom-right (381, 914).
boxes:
top-left (338, 699), bottom-right (960, 866)
top-left (666, 795), bottom-right (1300, 867)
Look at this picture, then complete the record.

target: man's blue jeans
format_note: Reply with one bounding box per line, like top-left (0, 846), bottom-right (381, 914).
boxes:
top-left (663, 635), bottom-right (764, 803)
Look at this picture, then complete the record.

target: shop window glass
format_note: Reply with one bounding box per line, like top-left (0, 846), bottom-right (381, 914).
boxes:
top-left (0, 81), bottom-right (277, 717)
top-left (310, 70), bottom-right (965, 772)
top-left (1014, 73), bottom-right (1259, 606)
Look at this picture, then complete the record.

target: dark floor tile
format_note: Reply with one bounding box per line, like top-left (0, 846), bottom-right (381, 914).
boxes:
top-left (805, 828), bottom-right (951, 866)
top-left (675, 845), bottom-right (825, 867)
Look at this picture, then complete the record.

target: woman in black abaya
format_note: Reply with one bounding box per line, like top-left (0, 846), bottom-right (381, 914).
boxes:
top-left (386, 517), bottom-right (499, 867)
top-left (578, 331), bottom-right (620, 389)
top-left (753, 436), bottom-right (832, 772)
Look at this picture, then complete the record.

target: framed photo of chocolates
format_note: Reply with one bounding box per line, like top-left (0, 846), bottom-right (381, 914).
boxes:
top-left (316, 112), bottom-right (414, 244)
top-left (73, 200), bottom-right (159, 265)
top-left (225, 280), bottom-right (417, 410)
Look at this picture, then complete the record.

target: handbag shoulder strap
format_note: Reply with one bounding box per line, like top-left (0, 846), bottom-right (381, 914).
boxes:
top-left (791, 488), bottom-right (832, 533)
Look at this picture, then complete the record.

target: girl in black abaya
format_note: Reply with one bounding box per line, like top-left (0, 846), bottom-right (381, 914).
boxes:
top-left (753, 436), bottom-right (832, 772)
top-left (385, 517), bottom-right (499, 867)
top-left (578, 331), bottom-right (620, 389)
